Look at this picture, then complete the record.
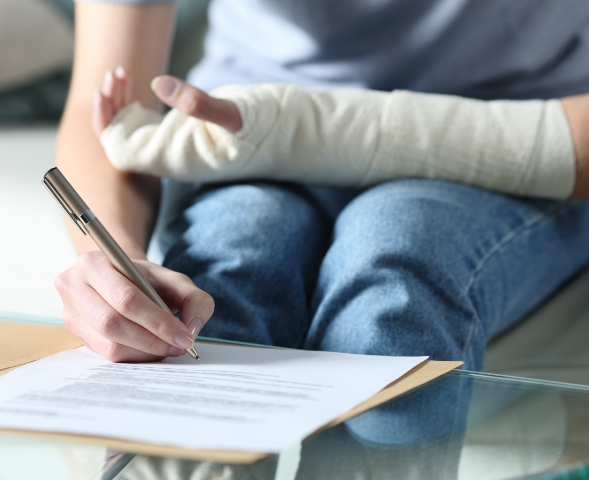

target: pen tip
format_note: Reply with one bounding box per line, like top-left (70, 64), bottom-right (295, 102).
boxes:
top-left (186, 346), bottom-right (199, 359)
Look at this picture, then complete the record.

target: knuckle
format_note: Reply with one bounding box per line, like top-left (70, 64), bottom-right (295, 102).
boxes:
top-left (153, 314), bottom-right (173, 338)
top-left (53, 272), bottom-right (70, 294)
top-left (206, 295), bottom-right (215, 315)
top-left (60, 309), bottom-right (76, 329)
top-left (200, 293), bottom-right (215, 319)
top-left (96, 310), bottom-right (122, 338)
top-left (182, 94), bottom-right (202, 115)
top-left (104, 342), bottom-right (127, 363)
top-left (116, 286), bottom-right (139, 313)
top-left (145, 335), bottom-right (163, 356)
top-left (61, 304), bottom-right (76, 322)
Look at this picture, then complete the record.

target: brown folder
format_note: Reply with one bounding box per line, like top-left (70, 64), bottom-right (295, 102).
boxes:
top-left (0, 320), bottom-right (462, 464)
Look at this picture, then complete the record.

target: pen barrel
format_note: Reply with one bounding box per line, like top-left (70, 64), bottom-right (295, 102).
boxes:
top-left (84, 218), bottom-right (172, 314)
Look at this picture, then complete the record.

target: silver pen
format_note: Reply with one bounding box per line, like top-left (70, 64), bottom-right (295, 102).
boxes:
top-left (43, 167), bottom-right (199, 360)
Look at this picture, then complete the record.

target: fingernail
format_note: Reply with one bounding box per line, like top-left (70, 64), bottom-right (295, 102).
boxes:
top-left (151, 76), bottom-right (177, 99)
top-left (115, 65), bottom-right (125, 78)
top-left (187, 318), bottom-right (203, 339)
top-left (174, 330), bottom-right (194, 349)
top-left (167, 345), bottom-right (185, 357)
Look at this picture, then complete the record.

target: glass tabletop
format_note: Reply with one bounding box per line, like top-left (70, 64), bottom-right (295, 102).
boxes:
top-left (107, 370), bottom-right (589, 480)
top-left (2, 364), bottom-right (589, 480)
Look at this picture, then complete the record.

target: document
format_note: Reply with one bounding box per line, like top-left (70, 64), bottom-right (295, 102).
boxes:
top-left (0, 343), bottom-right (426, 453)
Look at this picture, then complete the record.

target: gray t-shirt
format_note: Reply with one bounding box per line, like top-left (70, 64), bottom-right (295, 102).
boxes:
top-left (86, 0), bottom-right (589, 99)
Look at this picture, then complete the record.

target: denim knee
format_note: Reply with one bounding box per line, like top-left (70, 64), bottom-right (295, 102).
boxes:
top-left (306, 179), bottom-right (589, 370)
top-left (305, 180), bottom-right (498, 368)
top-left (164, 182), bottom-right (331, 347)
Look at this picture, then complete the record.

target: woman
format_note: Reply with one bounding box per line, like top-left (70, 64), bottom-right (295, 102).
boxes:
top-left (56, 0), bottom-right (589, 370)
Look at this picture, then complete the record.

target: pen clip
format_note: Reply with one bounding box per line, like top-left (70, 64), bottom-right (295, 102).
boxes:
top-left (43, 178), bottom-right (87, 235)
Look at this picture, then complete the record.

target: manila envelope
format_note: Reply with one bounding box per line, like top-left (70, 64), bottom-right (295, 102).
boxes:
top-left (0, 320), bottom-right (462, 464)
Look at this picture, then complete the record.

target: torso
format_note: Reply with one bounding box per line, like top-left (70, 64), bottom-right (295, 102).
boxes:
top-left (189, 0), bottom-right (589, 99)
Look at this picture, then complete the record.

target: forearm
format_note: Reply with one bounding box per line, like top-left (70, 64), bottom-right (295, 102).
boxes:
top-left (57, 2), bottom-right (175, 257)
top-left (51, 3), bottom-right (216, 364)
top-left (56, 101), bottom-right (159, 258)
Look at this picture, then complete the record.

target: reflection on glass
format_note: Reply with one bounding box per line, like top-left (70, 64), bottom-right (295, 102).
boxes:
top-left (107, 372), bottom-right (589, 480)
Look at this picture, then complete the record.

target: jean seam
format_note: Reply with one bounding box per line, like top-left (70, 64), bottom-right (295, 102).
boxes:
top-left (461, 200), bottom-right (571, 358)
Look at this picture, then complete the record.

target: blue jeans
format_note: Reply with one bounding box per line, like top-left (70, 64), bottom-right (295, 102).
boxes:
top-left (161, 179), bottom-right (589, 371)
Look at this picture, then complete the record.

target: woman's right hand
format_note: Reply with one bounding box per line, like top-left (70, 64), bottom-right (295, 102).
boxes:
top-left (55, 251), bottom-right (214, 363)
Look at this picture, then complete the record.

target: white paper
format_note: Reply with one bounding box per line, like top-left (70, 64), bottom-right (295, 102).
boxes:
top-left (0, 344), bottom-right (426, 453)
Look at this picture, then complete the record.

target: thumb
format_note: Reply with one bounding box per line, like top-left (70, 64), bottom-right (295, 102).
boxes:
top-left (151, 75), bottom-right (243, 133)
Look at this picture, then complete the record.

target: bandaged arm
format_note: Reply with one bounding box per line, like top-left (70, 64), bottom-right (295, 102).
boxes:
top-left (101, 84), bottom-right (576, 198)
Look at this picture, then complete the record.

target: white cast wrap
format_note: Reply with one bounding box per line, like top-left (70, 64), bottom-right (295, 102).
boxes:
top-left (100, 84), bottom-right (576, 198)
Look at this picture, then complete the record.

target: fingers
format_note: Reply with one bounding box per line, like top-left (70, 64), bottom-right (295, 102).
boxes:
top-left (103, 69), bottom-right (127, 112)
top-left (116, 66), bottom-right (133, 106)
top-left (91, 67), bottom-right (133, 136)
top-left (63, 306), bottom-right (167, 363)
top-left (54, 251), bottom-right (212, 363)
top-left (76, 252), bottom-right (198, 351)
top-left (113, 66), bottom-right (131, 111)
top-left (91, 91), bottom-right (113, 136)
top-left (63, 292), bottom-right (176, 362)
top-left (151, 75), bottom-right (243, 133)
top-left (138, 264), bottom-right (215, 333)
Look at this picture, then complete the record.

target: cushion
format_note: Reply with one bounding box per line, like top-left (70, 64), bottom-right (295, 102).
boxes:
top-left (0, 0), bottom-right (73, 93)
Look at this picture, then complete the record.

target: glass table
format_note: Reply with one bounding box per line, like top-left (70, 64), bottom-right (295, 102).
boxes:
top-left (2, 319), bottom-right (589, 480)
